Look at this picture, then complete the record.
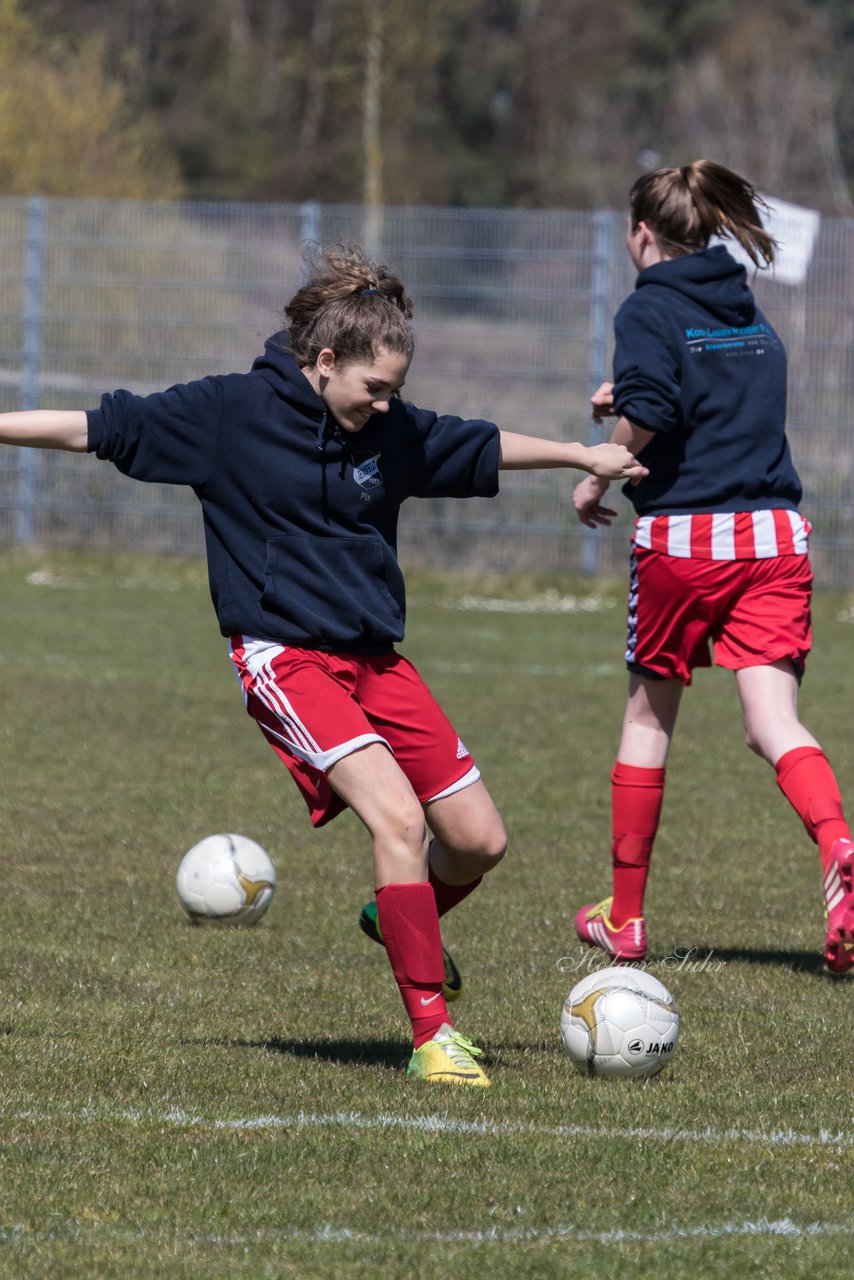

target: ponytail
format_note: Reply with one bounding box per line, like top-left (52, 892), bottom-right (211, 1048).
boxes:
top-left (630, 161), bottom-right (776, 267)
top-left (284, 243), bottom-right (414, 367)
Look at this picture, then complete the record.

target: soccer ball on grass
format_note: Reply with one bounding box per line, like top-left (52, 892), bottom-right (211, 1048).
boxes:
top-left (176, 833), bottom-right (276, 926)
top-left (561, 965), bottom-right (679, 1078)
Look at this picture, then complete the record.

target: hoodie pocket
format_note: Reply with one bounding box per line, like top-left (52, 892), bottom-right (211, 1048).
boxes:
top-left (260, 534), bottom-right (405, 646)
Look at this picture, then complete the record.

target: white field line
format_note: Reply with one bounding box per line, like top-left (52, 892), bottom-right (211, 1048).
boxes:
top-left (5, 1103), bottom-right (853, 1150)
top-left (438, 592), bottom-right (617, 615)
top-left (0, 1216), bottom-right (852, 1249)
top-left (168, 1106), bottom-right (854, 1149)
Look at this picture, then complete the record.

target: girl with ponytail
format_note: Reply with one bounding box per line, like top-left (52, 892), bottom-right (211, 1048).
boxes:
top-left (572, 162), bottom-right (854, 975)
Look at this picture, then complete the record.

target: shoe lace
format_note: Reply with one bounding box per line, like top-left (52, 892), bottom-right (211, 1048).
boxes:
top-left (442, 1030), bottom-right (483, 1066)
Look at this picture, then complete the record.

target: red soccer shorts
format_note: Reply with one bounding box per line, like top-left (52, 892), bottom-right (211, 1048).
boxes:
top-left (229, 637), bottom-right (479, 826)
top-left (625, 549), bottom-right (813, 685)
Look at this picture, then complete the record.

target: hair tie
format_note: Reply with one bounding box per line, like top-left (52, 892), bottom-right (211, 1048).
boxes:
top-left (360, 288), bottom-right (380, 296)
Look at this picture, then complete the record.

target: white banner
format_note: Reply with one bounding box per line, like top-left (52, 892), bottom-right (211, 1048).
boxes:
top-left (712, 194), bottom-right (820, 286)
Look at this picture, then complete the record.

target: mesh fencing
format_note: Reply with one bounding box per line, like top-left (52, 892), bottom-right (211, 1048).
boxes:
top-left (1, 197), bottom-right (852, 585)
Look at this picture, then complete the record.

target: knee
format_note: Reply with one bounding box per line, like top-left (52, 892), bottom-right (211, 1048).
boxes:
top-left (488, 818), bottom-right (508, 865)
top-left (428, 787), bottom-right (508, 877)
top-left (395, 799), bottom-right (431, 853)
top-left (377, 794), bottom-right (430, 866)
top-left (469, 817), bottom-right (508, 873)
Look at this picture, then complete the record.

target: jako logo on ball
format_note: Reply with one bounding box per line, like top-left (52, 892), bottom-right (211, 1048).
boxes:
top-left (560, 966), bottom-right (679, 1078)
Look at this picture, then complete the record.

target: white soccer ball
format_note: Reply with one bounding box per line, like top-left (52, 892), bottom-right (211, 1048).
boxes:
top-left (561, 965), bottom-right (679, 1078)
top-left (176, 834), bottom-right (276, 926)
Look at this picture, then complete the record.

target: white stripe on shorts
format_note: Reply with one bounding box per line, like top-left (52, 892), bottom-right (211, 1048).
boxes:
top-left (710, 512), bottom-right (736, 559)
top-left (230, 636), bottom-right (388, 773)
top-left (752, 510), bottom-right (778, 558)
top-left (426, 763), bottom-right (481, 805)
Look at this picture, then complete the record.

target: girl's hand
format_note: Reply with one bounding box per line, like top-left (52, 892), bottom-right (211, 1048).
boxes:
top-left (572, 475), bottom-right (618, 529)
top-left (584, 442), bottom-right (648, 481)
top-left (591, 382), bottom-right (616, 421)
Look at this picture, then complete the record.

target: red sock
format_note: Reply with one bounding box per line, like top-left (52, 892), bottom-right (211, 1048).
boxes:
top-left (775, 746), bottom-right (851, 869)
top-left (428, 858), bottom-right (482, 916)
top-left (610, 761), bottom-right (665, 926)
top-left (375, 882), bottom-right (449, 1047)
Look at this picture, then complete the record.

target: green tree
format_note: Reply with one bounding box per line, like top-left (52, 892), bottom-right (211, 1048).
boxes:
top-left (0, 0), bottom-right (182, 198)
top-left (17, 0), bottom-right (854, 209)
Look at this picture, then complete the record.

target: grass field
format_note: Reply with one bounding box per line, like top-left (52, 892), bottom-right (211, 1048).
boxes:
top-left (1, 546), bottom-right (852, 1279)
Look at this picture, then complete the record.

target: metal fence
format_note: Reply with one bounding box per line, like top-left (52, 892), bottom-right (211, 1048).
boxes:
top-left (1, 197), bottom-right (853, 584)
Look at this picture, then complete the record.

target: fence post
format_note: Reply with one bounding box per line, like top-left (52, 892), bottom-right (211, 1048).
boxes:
top-left (581, 208), bottom-right (616, 577)
top-left (300, 201), bottom-right (321, 253)
top-left (17, 195), bottom-right (46, 545)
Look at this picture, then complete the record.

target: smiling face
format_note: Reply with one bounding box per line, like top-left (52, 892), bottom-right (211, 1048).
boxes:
top-left (307, 346), bottom-right (411, 433)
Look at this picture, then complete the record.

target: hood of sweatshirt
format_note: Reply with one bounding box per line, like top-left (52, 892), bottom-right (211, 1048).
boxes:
top-left (635, 244), bottom-right (757, 328)
top-left (250, 330), bottom-right (327, 416)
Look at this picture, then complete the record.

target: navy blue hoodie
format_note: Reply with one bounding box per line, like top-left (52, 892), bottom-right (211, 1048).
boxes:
top-left (612, 245), bottom-right (802, 515)
top-left (87, 334), bottom-right (500, 652)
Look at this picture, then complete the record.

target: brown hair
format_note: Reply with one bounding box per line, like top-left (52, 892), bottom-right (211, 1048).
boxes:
top-left (284, 243), bottom-right (414, 367)
top-left (629, 160), bottom-right (776, 267)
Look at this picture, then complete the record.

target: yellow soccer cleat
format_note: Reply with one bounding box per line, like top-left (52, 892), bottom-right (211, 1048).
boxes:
top-left (406, 1024), bottom-right (490, 1086)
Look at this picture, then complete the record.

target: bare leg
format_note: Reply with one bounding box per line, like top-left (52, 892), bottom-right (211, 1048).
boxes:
top-left (327, 741), bottom-right (428, 886)
top-left (734, 660), bottom-right (819, 765)
top-left (426, 780), bottom-right (507, 887)
top-left (617, 673), bottom-right (684, 766)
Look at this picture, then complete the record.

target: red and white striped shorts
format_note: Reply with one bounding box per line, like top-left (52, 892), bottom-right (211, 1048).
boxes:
top-left (626, 510), bottom-right (813, 685)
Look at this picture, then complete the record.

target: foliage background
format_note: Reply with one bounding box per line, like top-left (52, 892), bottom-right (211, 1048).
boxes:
top-left (5, 0), bottom-right (854, 210)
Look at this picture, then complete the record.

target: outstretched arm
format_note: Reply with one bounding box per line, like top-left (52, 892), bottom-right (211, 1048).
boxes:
top-left (0, 410), bottom-right (89, 452)
top-left (497, 430), bottom-right (648, 481)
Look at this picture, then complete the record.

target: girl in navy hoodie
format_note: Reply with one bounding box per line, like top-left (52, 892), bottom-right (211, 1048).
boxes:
top-left (0, 242), bottom-right (646, 1084)
top-left (572, 161), bottom-right (854, 975)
